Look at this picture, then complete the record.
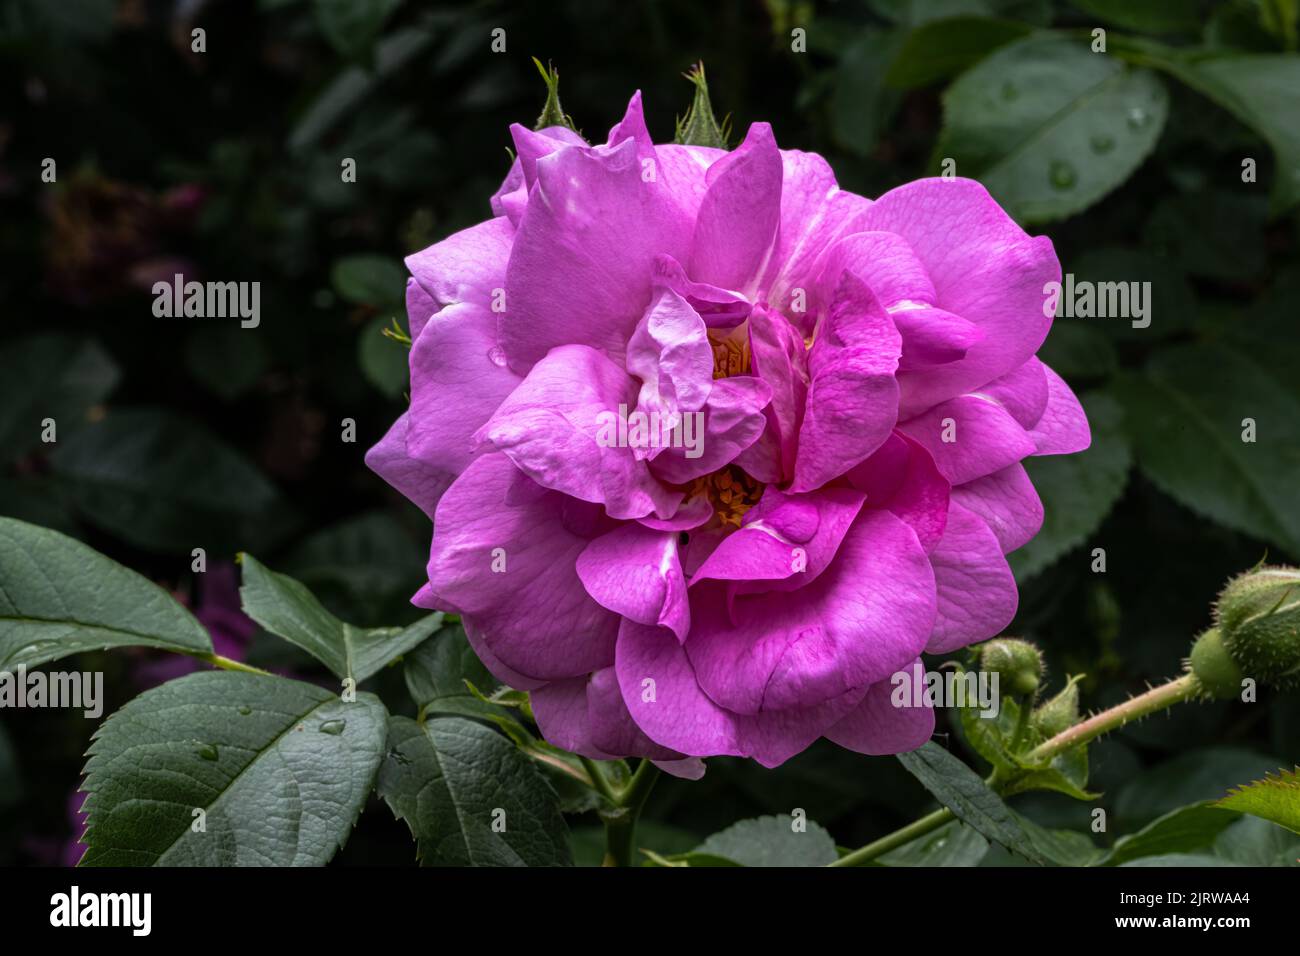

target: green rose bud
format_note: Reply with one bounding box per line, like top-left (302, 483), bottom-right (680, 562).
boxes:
top-left (1188, 627), bottom-right (1245, 700)
top-left (1031, 675), bottom-right (1082, 738)
top-left (674, 62), bottom-right (731, 149)
top-left (532, 58), bottom-right (578, 134)
top-left (978, 638), bottom-right (1044, 698)
top-left (1214, 566), bottom-right (1300, 690)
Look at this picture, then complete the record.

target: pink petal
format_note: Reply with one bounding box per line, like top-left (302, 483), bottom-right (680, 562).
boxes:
top-left (898, 394), bottom-right (1036, 485)
top-left (950, 463), bottom-right (1044, 554)
top-left (824, 663), bottom-right (936, 755)
top-left (1029, 364), bottom-right (1091, 455)
top-left (577, 523), bottom-right (690, 641)
top-left (925, 502), bottom-right (1019, 654)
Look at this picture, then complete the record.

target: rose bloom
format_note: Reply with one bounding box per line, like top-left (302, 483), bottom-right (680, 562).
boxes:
top-left (368, 93), bottom-right (1089, 775)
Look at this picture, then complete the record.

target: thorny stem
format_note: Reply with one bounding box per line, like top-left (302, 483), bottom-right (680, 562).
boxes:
top-left (830, 674), bottom-right (1200, 867)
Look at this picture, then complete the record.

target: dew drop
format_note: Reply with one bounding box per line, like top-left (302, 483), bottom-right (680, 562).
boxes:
top-left (319, 719), bottom-right (346, 735)
top-left (1126, 107), bottom-right (1149, 130)
top-left (487, 346), bottom-right (508, 368)
top-left (237, 705), bottom-right (251, 715)
top-left (1049, 160), bottom-right (1077, 189)
top-left (1090, 133), bottom-right (1115, 154)
top-left (196, 743), bottom-right (219, 761)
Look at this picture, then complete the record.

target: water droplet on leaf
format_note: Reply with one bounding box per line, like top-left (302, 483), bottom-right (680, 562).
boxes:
top-left (1049, 160), bottom-right (1077, 189)
top-left (319, 719), bottom-right (346, 735)
top-left (196, 744), bottom-right (219, 761)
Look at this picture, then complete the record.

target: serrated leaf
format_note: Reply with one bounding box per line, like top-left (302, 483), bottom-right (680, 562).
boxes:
top-left (879, 820), bottom-right (990, 866)
top-left (1101, 802), bottom-right (1242, 866)
top-left (404, 624), bottom-right (506, 722)
top-left (897, 742), bottom-right (1050, 864)
top-left (1011, 811), bottom-right (1105, 866)
top-left (1217, 767), bottom-right (1300, 836)
top-left (49, 408), bottom-right (287, 554)
top-left (937, 35), bottom-right (1168, 223)
top-left (238, 553), bottom-right (442, 683)
top-left (378, 715), bottom-right (571, 866)
top-left (1114, 345), bottom-right (1300, 558)
top-left (0, 517), bottom-right (212, 671)
top-left (80, 671), bottom-right (386, 866)
top-left (692, 815), bottom-right (837, 867)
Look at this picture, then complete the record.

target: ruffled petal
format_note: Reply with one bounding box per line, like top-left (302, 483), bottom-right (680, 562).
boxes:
top-left (898, 394), bottom-right (1036, 486)
top-left (577, 523), bottom-right (690, 641)
top-left (791, 271), bottom-right (901, 492)
top-left (925, 502), bottom-right (1019, 654)
top-left (684, 508), bottom-right (936, 715)
top-left (689, 122), bottom-right (783, 294)
top-left (824, 663), bottom-right (935, 755)
top-left (949, 463), bottom-right (1044, 554)
top-left (1029, 363), bottom-right (1091, 455)
top-left (860, 178), bottom-right (1060, 415)
top-left (476, 344), bottom-right (681, 520)
top-left (426, 452), bottom-right (618, 681)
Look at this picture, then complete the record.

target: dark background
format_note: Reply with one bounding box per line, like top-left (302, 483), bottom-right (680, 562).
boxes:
top-left (1, 0), bottom-right (1297, 865)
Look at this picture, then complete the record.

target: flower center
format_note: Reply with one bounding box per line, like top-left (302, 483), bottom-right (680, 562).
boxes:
top-left (686, 464), bottom-right (763, 530)
top-left (709, 327), bottom-right (751, 379)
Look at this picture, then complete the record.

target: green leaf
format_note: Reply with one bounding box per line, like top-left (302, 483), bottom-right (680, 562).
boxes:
top-left (1217, 767), bottom-right (1300, 836)
top-left (80, 671), bottom-right (386, 866)
top-left (1032, 320), bottom-right (1118, 379)
top-left (358, 316), bottom-right (408, 398)
top-left (1114, 345), bottom-right (1300, 558)
top-left (1212, 814), bottom-right (1300, 866)
top-left (1166, 53), bottom-right (1300, 213)
top-left (1011, 811), bottom-right (1105, 866)
top-left (1114, 747), bottom-right (1285, 829)
top-left (282, 510), bottom-right (424, 602)
top-left (1011, 391), bottom-right (1131, 580)
top-left (238, 553), bottom-right (443, 683)
top-left (831, 27), bottom-right (903, 156)
top-left (331, 254), bottom-right (405, 307)
top-left (379, 715), bottom-right (572, 866)
top-left (49, 408), bottom-right (286, 554)
top-left (0, 334), bottom-right (120, 462)
top-left (313, 0), bottom-right (401, 64)
top-left (897, 742), bottom-right (1049, 864)
top-left (0, 517), bottom-right (212, 671)
top-left (404, 624), bottom-right (506, 722)
top-left (1069, 0), bottom-right (1201, 33)
top-left (885, 17), bottom-right (1032, 89)
top-left (1101, 802), bottom-right (1242, 866)
top-left (1063, 245), bottom-right (1197, 341)
top-left (937, 35), bottom-right (1168, 222)
top-left (691, 815), bottom-right (838, 867)
top-left (879, 820), bottom-right (990, 866)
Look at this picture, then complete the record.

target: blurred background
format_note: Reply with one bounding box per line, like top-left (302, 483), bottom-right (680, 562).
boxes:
top-left (1, 0), bottom-right (1298, 865)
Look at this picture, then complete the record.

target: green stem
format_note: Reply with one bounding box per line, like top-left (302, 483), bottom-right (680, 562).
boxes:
top-left (580, 756), bottom-right (619, 805)
top-left (829, 807), bottom-right (954, 867)
top-left (183, 650), bottom-right (272, 676)
top-left (830, 673), bottom-right (1200, 867)
top-left (599, 759), bottom-right (661, 867)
